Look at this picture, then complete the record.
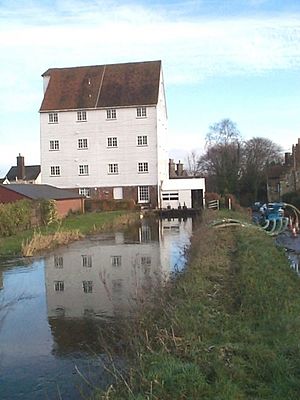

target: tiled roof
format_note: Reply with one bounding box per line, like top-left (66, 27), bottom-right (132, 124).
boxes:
top-left (40, 60), bottom-right (161, 111)
top-left (0, 184), bottom-right (81, 200)
top-left (6, 165), bottom-right (41, 182)
top-left (267, 164), bottom-right (290, 179)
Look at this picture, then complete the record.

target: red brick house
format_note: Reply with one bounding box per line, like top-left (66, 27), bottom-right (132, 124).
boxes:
top-left (0, 184), bottom-right (84, 218)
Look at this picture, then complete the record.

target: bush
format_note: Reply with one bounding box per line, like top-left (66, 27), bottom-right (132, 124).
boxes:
top-left (282, 191), bottom-right (300, 209)
top-left (0, 200), bottom-right (33, 237)
top-left (40, 199), bottom-right (58, 225)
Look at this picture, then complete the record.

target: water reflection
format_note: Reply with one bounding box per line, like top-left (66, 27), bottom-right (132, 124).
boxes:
top-left (0, 217), bottom-right (194, 399)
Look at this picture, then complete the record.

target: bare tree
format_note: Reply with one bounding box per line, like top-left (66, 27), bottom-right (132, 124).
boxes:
top-left (199, 119), bottom-right (242, 195)
top-left (185, 150), bottom-right (202, 176)
top-left (206, 118), bottom-right (241, 146)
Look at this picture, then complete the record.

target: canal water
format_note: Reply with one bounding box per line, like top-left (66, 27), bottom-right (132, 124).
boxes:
top-left (0, 218), bottom-right (194, 399)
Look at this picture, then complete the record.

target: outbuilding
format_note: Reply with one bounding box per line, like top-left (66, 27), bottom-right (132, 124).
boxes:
top-left (0, 184), bottom-right (84, 218)
top-left (160, 177), bottom-right (206, 209)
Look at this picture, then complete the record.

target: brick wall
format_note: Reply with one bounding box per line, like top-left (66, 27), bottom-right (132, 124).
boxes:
top-left (56, 198), bottom-right (83, 218)
top-left (0, 186), bottom-right (26, 203)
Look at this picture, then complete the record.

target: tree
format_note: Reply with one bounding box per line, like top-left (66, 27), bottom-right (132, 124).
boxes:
top-left (198, 119), bottom-right (242, 195)
top-left (206, 118), bottom-right (241, 146)
top-left (185, 150), bottom-right (202, 176)
top-left (240, 137), bottom-right (283, 203)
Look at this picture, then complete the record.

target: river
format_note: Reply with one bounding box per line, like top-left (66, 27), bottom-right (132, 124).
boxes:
top-left (0, 217), bottom-right (195, 399)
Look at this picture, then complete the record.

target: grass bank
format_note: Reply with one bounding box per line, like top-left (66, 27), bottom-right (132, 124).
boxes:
top-left (96, 210), bottom-right (300, 399)
top-left (0, 210), bottom-right (138, 257)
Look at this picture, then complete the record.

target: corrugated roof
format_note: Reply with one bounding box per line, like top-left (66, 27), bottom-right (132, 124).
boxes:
top-left (40, 60), bottom-right (161, 111)
top-left (0, 184), bottom-right (81, 200)
top-left (6, 165), bottom-right (41, 182)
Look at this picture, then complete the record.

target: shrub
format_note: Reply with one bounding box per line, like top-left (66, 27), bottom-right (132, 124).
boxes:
top-left (282, 191), bottom-right (300, 209)
top-left (0, 200), bottom-right (33, 237)
top-left (40, 199), bottom-right (58, 225)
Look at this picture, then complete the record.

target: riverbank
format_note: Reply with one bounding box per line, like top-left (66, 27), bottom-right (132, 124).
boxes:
top-left (97, 210), bottom-right (300, 399)
top-left (0, 210), bottom-right (138, 257)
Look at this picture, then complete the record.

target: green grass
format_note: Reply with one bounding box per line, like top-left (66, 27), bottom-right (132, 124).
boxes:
top-left (96, 210), bottom-right (300, 399)
top-left (0, 210), bottom-right (136, 257)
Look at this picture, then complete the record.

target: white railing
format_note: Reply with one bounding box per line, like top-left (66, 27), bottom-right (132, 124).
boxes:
top-left (207, 199), bottom-right (220, 210)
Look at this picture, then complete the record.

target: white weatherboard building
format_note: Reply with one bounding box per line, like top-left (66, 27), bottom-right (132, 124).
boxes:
top-left (40, 60), bottom-right (168, 207)
top-left (40, 60), bottom-right (205, 208)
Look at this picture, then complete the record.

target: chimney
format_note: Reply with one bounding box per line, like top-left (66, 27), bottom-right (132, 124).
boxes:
top-left (17, 154), bottom-right (25, 180)
top-left (176, 160), bottom-right (184, 177)
top-left (169, 159), bottom-right (176, 178)
top-left (284, 152), bottom-right (291, 166)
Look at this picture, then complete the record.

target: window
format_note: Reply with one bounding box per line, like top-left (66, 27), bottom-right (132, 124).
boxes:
top-left (77, 110), bottom-right (87, 121)
top-left (112, 279), bottom-right (123, 292)
top-left (107, 137), bottom-right (118, 147)
top-left (48, 113), bottom-right (58, 123)
top-left (137, 136), bottom-right (148, 146)
top-left (79, 188), bottom-right (91, 197)
top-left (78, 138), bottom-right (88, 149)
top-left (54, 281), bottom-right (64, 292)
top-left (50, 166), bottom-right (61, 176)
top-left (138, 186), bottom-right (150, 203)
top-left (113, 187), bottom-right (123, 200)
top-left (162, 192), bottom-right (179, 201)
top-left (79, 164), bottom-right (89, 175)
top-left (106, 108), bottom-right (116, 119)
top-left (139, 225), bottom-right (151, 242)
top-left (137, 107), bottom-right (147, 118)
top-left (54, 256), bottom-right (63, 268)
top-left (108, 163), bottom-right (119, 174)
top-left (138, 162), bottom-right (149, 173)
top-left (49, 140), bottom-right (60, 151)
top-left (111, 255), bottom-right (122, 267)
top-left (82, 255), bottom-right (92, 268)
top-left (141, 256), bottom-right (151, 266)
top-left (82, 280), bottom-right (93, 293)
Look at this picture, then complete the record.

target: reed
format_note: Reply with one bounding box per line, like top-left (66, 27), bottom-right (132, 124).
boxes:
top-left (21, 229), bottom-right (83, 256)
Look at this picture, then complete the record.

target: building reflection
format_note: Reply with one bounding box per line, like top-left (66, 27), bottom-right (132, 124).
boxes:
top-left (0, 270), bottom-right (3, 290)
top-left (44, 218), bottom-right (193, 355)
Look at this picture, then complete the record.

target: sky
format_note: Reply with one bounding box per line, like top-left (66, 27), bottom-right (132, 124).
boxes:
top-left (1, 0), bottom-right (300, 176)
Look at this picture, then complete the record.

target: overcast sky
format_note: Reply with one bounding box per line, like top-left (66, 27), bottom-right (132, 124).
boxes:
top-left (1, 0), bottom-right (300, 176)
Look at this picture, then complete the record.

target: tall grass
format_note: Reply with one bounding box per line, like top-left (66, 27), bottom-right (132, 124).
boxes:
top-left (95, 211), bottom-right (300, 399)
top-left (0, 211), bottom-right (138, 257)
top-left (21, 230), bottom-right (83, 256)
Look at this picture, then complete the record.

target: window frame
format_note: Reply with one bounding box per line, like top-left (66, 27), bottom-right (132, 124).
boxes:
top-left (48, 112), bottom-right (58, 124)
top-left (49, 140), bottom-right (60, 151)
top-left (79, 188), bottom-right (91, 197)
top-left (106, 108), bottom-right (117, 120)
top-left (137, 135), bottom-right (148, 146)
top-left (138, 162), bottom-right (149, 173)
top-left (108, 163), bottom-right (119, 175)
top-left (77, 110), bottom-right (87, 122)
top-left (138, 186), bottom-right (150, 203)
top-left (78, 138), bottom-right (88, 149)
top-left (54, 255), bottom-right (63, 268)
top-left (50, 165), bottom-right (61, 176)
top-left (107, 137), bottom-right (118, 148)
top-left (78, 164), bottom-right (89, 176)
top-left (111, 255), bottom-right (122, 267)
top-left (54, 280), bottom-right (64, 292)
top-left (82, 255), bottom-right (92, 268)
top-left (82, 280), bottom-right (93, 293)
top-left (136, 107), bottom-right (147, 118)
